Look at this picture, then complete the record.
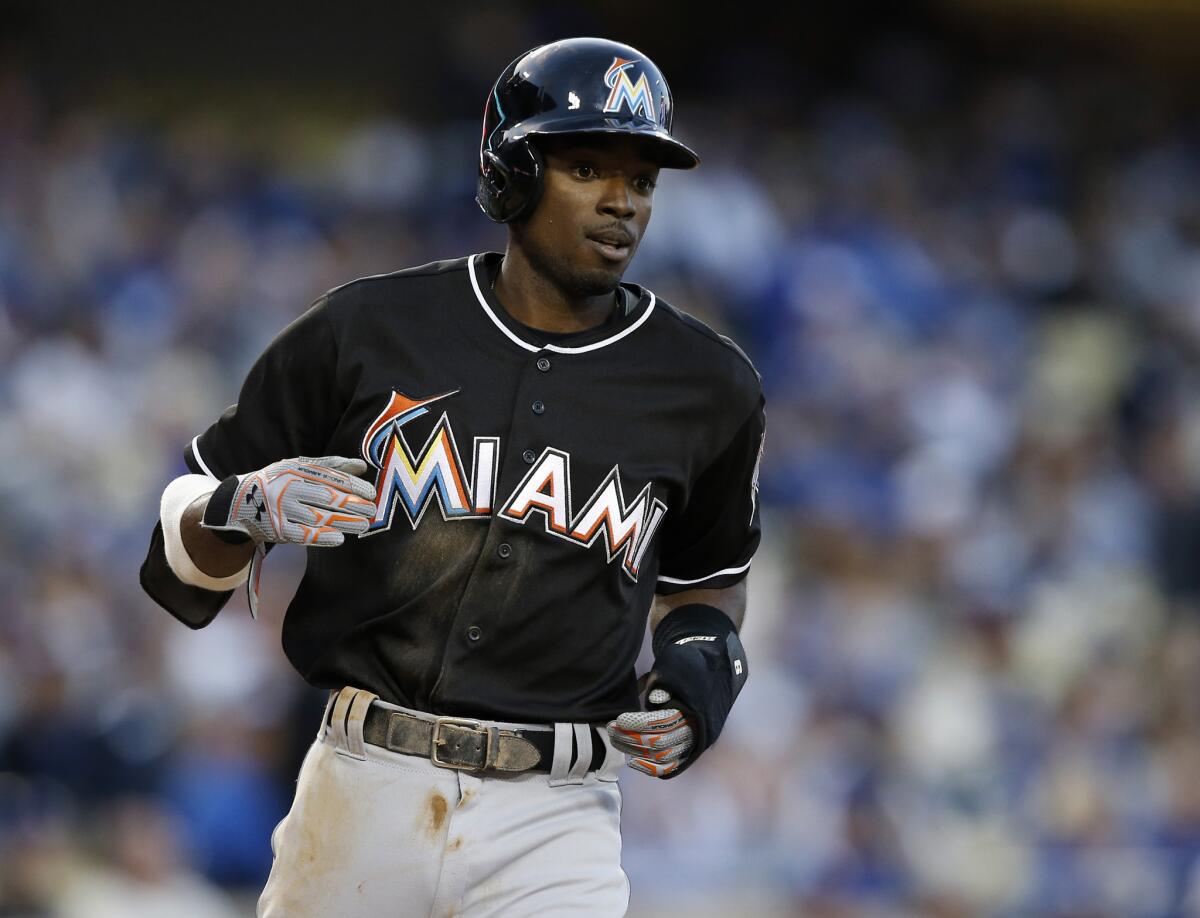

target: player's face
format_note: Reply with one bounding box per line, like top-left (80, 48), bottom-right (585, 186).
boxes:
top-left (514, 135), bottom-right (660, 297)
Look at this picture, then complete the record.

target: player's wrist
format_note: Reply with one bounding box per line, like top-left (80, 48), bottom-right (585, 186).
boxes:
top-left (199, 474), bottom-right (254, 544)
top-left (646, 603), bottom-right (749, 777)
top-left (160, 473), bottom-right (254, 589)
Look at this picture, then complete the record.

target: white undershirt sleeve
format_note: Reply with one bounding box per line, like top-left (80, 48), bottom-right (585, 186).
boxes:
top-left (160, 474), bottom-right (251, 591)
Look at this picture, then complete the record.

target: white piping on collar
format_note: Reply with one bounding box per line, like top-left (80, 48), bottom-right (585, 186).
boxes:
top-left (468, 253), bottom-right (656, 355)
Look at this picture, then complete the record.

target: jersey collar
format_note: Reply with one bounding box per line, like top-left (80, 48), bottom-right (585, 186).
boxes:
top-left (468, 253), bottom-right (656, 355)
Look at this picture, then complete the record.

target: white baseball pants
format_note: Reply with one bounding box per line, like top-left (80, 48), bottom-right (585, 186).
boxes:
top-left (257, 688), bottom-right (629, 917)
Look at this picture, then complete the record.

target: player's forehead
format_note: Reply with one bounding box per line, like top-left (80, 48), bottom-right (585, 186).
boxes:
top-left (537, 134), bottom-right (661, 170)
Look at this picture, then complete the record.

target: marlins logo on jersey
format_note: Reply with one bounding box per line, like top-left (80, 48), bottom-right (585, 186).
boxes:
top-left (361, 388), bottom-right (667, 581)
top-left (602, 57), bottom-right (656, 120)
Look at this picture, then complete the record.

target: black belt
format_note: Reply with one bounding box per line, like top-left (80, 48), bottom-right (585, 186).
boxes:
top-left (330, 701), bottom-right (607, 775)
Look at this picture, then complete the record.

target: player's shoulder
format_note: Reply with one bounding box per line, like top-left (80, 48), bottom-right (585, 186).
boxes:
top-left (645, 291), bottom-right (762, 395)
top-left (317, 255), bottom-right (473, 314)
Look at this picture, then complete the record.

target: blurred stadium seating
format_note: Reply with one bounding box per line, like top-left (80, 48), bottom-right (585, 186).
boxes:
top-left (5, 2), bottom-right (1200, 915)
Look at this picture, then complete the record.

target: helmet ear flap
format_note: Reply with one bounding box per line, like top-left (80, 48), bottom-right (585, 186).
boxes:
top-left (477, 140), bottom-right (544, 223)
top-left (477, 149), bottom-right (512, 222)
top-left (481, 149), bottom-right (510, 191)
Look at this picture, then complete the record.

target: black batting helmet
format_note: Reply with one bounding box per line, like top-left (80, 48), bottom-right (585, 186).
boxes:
top-left (476, 37), bottom-right (700, 223)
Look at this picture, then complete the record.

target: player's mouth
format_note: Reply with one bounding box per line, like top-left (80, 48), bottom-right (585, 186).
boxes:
top-left (586, 228), bottom-right (635, 263)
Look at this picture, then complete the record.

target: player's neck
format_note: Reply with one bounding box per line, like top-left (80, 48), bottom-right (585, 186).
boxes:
top-left (493, 248), bottom-right (617, 334)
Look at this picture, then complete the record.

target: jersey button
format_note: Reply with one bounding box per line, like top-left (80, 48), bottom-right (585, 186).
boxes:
top-left (536, 357), bottom-right (551, 372)
top-left (531, 400), bottom-right (545, 415)
top-left (497, 543), bottom-right (512, 559)
top-left (467, 625), bottom-right (482, 642)
top-left (522, 449), bottom-right (536, 464)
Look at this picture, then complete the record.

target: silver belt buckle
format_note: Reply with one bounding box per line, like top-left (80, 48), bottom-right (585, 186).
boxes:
top-left (430, 716), bottom-right (495, 771)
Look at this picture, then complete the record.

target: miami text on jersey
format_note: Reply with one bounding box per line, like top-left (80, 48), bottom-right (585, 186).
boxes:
top-left (361, 390), bottom-right (668, 581)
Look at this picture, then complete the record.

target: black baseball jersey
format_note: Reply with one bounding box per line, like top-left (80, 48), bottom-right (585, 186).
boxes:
top-left (141, 252), bottom-right (765, 723)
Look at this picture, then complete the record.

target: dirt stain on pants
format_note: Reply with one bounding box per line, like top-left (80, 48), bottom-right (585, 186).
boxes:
top-left (425, 790), bottom-right (448, 840)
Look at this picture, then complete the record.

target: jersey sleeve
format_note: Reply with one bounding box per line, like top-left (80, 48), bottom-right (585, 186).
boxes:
top-left (185, 295), bottom-right (343, 479)
top-left (140, 295), bottom-right (342, 628)
top-left (139, 522), bottom-right (236, 629)
top-left (655, 394), bottom-right (766, 594)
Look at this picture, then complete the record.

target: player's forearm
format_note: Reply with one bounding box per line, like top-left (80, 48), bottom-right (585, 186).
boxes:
top-left (180, 495), bottom-right (256, 576)
top-left (650, 581), bottom-right (746, 634)
top-left (620, 581), bottom-right (750, 777)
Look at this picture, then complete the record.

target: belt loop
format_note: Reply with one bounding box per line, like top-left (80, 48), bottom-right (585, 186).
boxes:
top-left (598, 728), bottom-right (625, 778)
top-left (548, 722), bottom-right (574, 787)
top-left (328, 687), bottom-right (359, 752)
top-left (317, 690), bottom-right (337, 741)
top-left (343, 689), bottom-right (378, 760)
top-left (566, 723), bottom-right (591, 784)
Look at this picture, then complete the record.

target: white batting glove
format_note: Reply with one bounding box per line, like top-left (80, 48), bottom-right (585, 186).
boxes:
top-left (606, 688), bottom-right (696, 779)
top-left (201, 456), bottom-right (376, 620)
top-left (202, 456), bottom-right (376, 548)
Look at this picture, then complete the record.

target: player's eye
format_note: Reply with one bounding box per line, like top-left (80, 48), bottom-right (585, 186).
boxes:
top-left (572, 164), bottom-right (597, 179)
top-left (634, 175), bottom-right (657, 193)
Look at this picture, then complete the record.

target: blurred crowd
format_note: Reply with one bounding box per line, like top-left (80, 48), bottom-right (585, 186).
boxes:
top-left (5, 32), bottom-right (1200, 917)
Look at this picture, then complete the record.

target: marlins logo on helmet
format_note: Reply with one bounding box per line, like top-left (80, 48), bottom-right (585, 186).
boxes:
top-left (603, 57), bottom-right (656, 119)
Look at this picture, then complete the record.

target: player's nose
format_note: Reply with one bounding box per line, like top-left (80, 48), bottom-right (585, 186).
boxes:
top-left (596, 179), bottom-right (636, 220)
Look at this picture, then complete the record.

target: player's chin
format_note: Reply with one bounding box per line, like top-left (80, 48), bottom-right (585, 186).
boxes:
top-left (560, 265), bottom-right (620, 298)
top-left (573, 248), bottom-right (629, 289)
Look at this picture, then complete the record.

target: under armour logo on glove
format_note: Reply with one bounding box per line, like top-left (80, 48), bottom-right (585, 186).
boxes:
top-left (202, 456), bottom-right (378, 619)
top-left (245, 483), bottom-right (267, 522)
top-left (206, 456), bottom-right (377, 549)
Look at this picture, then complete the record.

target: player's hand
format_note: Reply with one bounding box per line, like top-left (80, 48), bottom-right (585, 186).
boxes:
top-left (202, 456), bottom-right (377, 548)
top-left (606, 687), bottom-right (696, 779)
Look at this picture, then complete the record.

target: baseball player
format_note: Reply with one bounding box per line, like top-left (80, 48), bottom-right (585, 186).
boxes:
top-left (141, 37), bottom-right (764, 917)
